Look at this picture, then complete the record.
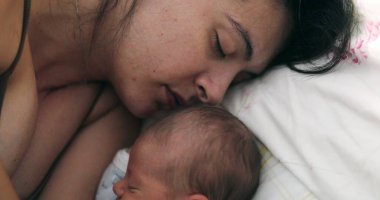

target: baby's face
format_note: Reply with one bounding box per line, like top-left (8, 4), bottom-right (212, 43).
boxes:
top-left (113, 168), bottom-right (168, 200)
top-left (113, 142), bottom-right (169, 199)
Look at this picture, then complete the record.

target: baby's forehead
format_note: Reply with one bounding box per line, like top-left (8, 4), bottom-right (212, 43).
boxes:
top-left (138, 106), bottom-right (239, 148)
top-left (130, 138), bottom-right (166, 166)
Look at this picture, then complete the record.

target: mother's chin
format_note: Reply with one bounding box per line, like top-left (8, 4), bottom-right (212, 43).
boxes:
top-left (117, 92), bottom-right (158, 119)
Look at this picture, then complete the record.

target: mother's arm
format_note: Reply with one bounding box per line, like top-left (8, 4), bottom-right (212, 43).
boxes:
top-left (11, 84), bottom-right (141, 199)
top-left (40, 102), bottom-right (140, 200)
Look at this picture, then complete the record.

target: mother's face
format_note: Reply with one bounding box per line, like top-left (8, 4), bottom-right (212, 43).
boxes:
top-left (109, 0), bottom-right (292, 118)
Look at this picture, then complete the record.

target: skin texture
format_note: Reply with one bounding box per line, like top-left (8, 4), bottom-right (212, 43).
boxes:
top-left (112, 105), bottom-right (260, 200)
top-left (108, 0), bottom-right (292, 117)
top-left (0, 0), bottom-right (291, 199)
top-left (0, 162), bottom-right (18, 200)
top-left (113, 143), bottom-right (171, 200)
top-left (0, 2), bottom-right (38, 199)
top-left (112, 137), bottom-right (208, 200)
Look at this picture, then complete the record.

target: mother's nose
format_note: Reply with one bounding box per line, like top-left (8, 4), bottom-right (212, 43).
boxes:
top-left (195, 73), bottom-right (233, 105)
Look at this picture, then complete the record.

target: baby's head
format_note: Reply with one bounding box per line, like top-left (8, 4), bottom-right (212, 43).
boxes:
top-left (114, 105), bottom-right (261, 200)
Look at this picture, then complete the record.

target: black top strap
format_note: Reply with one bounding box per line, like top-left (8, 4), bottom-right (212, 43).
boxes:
top-left (0, 0), bottom-right (32, 113)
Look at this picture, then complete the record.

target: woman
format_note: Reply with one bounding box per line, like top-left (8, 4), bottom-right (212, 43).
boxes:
top-left (0, 0), bottom-right (356, 199)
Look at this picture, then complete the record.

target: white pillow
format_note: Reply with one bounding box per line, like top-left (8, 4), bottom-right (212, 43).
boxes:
top-left (253, 143), bottom-right (318, 200)
top-left (224, 2), bottom-right (380, 199)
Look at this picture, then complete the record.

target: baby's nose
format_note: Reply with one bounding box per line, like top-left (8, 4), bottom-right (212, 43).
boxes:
top-left (113, 180), bottom-right (126, 198)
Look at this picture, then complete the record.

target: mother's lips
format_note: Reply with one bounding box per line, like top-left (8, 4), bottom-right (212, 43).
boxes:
top-left (165, 86), bottom-right (186, 109)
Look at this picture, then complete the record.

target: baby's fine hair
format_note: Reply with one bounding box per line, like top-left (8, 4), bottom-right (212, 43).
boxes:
top-left (141, 105), bottom-right (261, 200)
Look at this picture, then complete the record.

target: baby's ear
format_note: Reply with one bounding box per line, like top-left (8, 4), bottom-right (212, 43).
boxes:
top-left (187, 194), bottom-right (208, 200)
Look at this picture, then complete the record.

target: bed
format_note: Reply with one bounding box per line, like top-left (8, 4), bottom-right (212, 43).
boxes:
top-left (223, 1), bottom-right (380, 199)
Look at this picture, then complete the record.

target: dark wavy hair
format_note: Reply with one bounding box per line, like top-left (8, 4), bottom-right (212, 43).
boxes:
top-left (92, 0), bottom-right (357, 74)
top-left (272, 0), bottom-right (358, 74)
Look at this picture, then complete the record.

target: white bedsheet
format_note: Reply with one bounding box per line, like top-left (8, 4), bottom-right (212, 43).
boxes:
top-left (253, 143), bottom-right (317, 200)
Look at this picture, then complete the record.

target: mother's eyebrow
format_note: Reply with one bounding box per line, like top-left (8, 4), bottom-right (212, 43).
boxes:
top-left (226, 15), bottom-right (253, 61)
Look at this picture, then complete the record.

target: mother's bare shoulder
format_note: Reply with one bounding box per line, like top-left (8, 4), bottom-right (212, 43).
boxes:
top-left (0, 0), bottom-right (24, 74)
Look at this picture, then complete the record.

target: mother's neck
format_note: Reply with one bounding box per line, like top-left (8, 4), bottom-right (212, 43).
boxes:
top-left (29, 0), bottom-right (108, 81)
